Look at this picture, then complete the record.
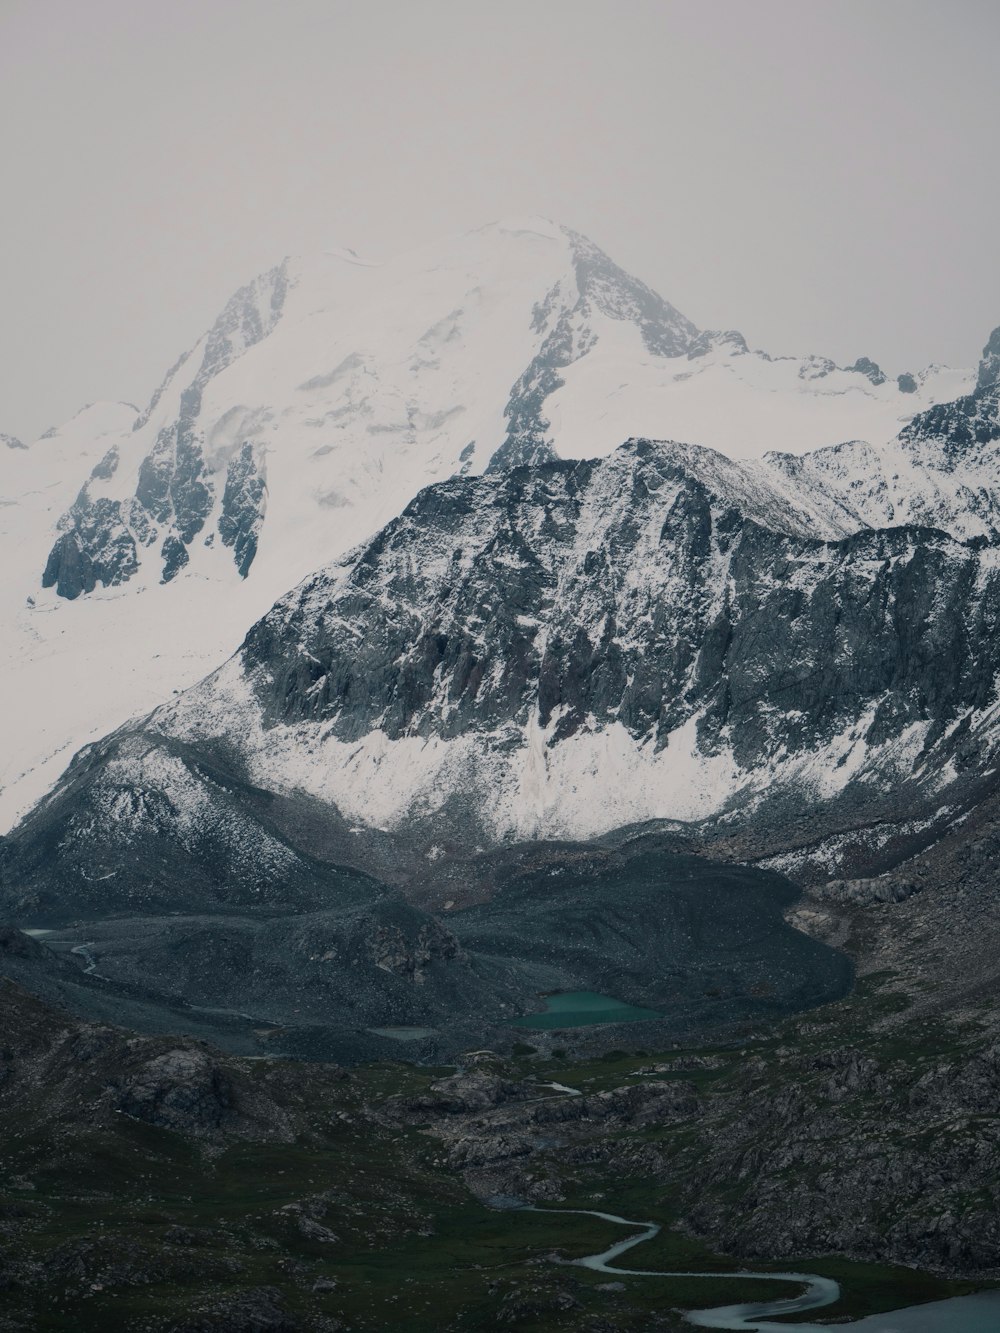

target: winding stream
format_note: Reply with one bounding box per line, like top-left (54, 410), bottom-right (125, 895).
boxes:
top-left (71, 942), bottom-right (99, 975)
top-left (530, 1206), bottom-right (838, 1330)
top-left (531, 1206), bottom-right (1000, 1331)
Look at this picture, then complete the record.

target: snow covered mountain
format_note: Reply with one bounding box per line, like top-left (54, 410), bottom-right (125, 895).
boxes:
top-left (0, 218), bottom-right (980, 831)
top-left (147, 430), bottom-right (1000, 847)
top-left (9, 389), bottom-right (1000, 916)
top-left (35, 218), bottom-right (968, 605)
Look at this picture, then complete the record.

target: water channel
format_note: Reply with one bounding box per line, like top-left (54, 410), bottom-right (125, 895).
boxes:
top-left (531, 1205), bottom-right (1000, 1331)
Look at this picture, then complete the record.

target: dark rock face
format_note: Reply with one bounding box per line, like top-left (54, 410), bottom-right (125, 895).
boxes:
top-left (161, 532), bottom-right (191, 582)
top-left (813, 876), bottom-right (922, 906)
top-left (901, 380), bottom-right (1000, 453)
top-left (846, 355), bottom-right (886, 385)
top-left (799, 356), bottom-right (837, 380)
top-left (90, 445), bottom-right (119, 479)
top-left (218, 442), bottom-right (267, 577)
top-left (168, 402), bottom-right (215, 545)
top-left (677, 1037), bottom-right (1000, 1275)
top-left (488, 309), bottom-right (576, 470)
top-left (41, 495), bottom-right (139, 597)
top-left (41, 531), bottom-right (97, 599)
top-left (42, 263), bottom-right (289, 594)
top-left (115, 1048), bottom-right (233, 1133)
top-left (241, 447), bottom-right (740, 742)
top-left (1, 432), bottom-right (25, 450)
top-left (136, 386), bottom-right (215, 551)
top-left (238, 439), bottom-right (1000, 808)
top-left (898, 372), bottom-right (918, 393)
top-left (896, 329), bottom-right (1000, 478)
top-left (568, 227), bottom-right (698, 358)
top-left (687, 329), bottom-right (750, 359)
top-left (976, 324), bottom-right (1000, 390)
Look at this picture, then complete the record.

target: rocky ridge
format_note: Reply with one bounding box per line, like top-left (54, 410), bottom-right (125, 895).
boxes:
top-left (57, 426), bottom-right (999, 861)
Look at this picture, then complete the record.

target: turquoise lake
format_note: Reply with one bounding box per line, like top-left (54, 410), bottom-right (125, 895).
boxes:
top-left (511, 990), bottom-right (662, 1029)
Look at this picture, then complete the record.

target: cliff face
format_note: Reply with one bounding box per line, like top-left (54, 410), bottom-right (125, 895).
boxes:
top-left (134, 436), bottom-right (1000, 853)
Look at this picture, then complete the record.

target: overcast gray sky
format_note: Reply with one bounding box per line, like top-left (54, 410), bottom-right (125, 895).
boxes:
top-left (3, 0), bottom-right (999, 442)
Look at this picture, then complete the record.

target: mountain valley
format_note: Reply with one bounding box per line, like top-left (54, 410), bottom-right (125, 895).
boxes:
top-left (5, 218), bottom-right (1000, 1330)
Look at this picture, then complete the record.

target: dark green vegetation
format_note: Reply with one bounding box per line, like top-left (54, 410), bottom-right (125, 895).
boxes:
top-left (1, 958), bottom-right (998, 1332)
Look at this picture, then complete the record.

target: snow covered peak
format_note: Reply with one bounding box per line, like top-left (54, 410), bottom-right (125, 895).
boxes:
top-left (27, 220), bottom-right (975, 607)
top-left (1, 402), bottom-right (140, 523)
top-left (37, 220), bottom-right (706, 604)
top-left (0, 220), bottom-right (986, 834)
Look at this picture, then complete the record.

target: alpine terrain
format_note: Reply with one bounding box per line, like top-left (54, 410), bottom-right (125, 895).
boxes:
top-left (5, 219), bottom-right (1000, 1332)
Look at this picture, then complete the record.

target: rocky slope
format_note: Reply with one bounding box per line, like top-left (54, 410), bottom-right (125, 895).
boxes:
top-left (387, 1011), bottom-right (1000, 1282)
top-left (0, 961), bottom-right (310, 1143)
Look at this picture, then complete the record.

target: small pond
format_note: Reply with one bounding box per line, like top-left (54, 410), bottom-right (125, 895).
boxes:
top-left (510, 990), bottom-right (662, 1029)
